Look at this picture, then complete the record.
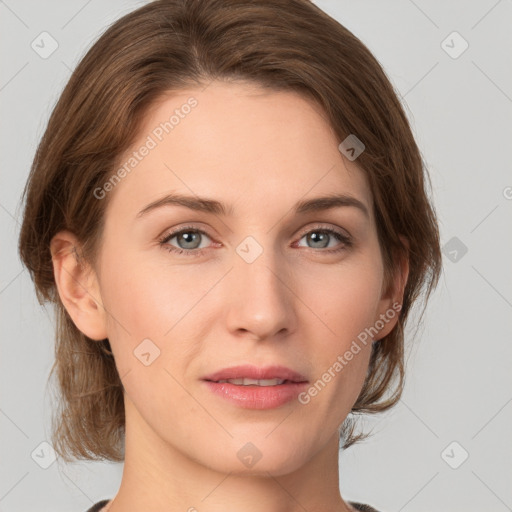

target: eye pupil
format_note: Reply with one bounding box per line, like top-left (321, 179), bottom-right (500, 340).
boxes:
top-left (178, 231), bottom-right (201, 249)
top-left (308, 231), bottom-right (329, 248)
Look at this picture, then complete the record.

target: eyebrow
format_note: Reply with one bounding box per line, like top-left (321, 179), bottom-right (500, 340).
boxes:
top-left (136, 192), bottom-right (369, 219)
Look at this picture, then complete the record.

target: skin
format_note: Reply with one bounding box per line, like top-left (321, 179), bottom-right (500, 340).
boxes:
top-left (51, 81), bottom-right (408, 512)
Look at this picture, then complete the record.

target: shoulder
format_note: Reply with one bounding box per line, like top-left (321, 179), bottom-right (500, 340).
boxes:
top-left (85, 499), bottom-right (111, 512)
top-left (85, 499), bottom-right (378, 512)
top-left (349, 501), bottom-right (381, 512)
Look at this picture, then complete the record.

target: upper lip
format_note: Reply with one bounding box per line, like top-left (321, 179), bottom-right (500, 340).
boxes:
top-left (202, 365), bottom-right (308, 383)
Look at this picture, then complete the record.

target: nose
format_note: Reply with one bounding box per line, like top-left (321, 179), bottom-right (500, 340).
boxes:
top-left (224, 241), bottom-right (297, 341)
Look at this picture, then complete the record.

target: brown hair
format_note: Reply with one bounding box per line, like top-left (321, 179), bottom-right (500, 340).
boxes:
top-left (17, 0), bottom-right (442, 462)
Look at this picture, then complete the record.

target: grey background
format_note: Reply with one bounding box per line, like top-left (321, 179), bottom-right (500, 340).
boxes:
top-left (1, 1), bottom-right (511, 511)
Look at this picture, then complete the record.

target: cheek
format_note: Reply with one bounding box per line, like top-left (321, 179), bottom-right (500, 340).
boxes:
top-left (101, 268), bottom-right (164, 336)
top-left (98, 247), bottom-right (217, 385)
top-left (99, 246), bottom-right (199, 335)
top-left (297, 256), bottom-right (382, 398)
top-left (303, 254), bottom-right (383, 341)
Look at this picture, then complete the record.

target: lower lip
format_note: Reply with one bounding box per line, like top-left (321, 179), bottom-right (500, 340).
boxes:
top-left (202, 380), bottom-right (309, 409)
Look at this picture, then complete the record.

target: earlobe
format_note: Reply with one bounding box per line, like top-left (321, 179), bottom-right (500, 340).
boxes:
top-left (50, 230), bottom-right (108, 341)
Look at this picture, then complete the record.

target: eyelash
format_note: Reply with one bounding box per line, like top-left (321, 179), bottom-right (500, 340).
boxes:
top-left (158, 224), bottom-right (353, 258)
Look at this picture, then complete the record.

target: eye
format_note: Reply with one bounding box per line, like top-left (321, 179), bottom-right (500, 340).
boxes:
top-left (158, 226), bottom-right (214, 257)
top-left (158, 224), bottom-right (352, 257)
top-left (295, 226), bottom-right (352, 253)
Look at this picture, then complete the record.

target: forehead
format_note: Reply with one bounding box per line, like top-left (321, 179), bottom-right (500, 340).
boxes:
top-left (105, 81), bottom-right (372, 221)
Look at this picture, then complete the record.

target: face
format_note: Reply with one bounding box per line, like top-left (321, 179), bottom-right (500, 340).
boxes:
top-left (66, 81), bottom-right (403, 476)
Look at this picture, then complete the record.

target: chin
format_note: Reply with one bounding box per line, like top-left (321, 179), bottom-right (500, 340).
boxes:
top-left (202, 433), bottom-right (313, 477)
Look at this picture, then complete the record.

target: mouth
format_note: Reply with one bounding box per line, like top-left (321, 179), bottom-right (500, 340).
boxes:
top-left (201, 365), bottom-right (309, 409)
top-left (202, 364), bottom-right (308, 384)
top-left (210, 377), bottom-right (299, 386)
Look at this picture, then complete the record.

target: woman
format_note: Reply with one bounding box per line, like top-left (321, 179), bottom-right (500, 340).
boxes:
top-left (17, 1), bottom-right (442, 511)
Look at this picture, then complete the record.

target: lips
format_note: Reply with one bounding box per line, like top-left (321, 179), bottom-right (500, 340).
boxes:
top-left (202, 364), bottom-right (308, 384)
top-left (202, 365), bottom-right (309, 409)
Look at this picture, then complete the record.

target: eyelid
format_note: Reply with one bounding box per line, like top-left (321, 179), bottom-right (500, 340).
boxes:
top-left (158, 224), bottom-right (215, 246)
top-left (296, 222), bottom-right (351, 239)
top-left (159, 222), bottom-right (351, 240)
top-left (158, 222), bottom-right (353, 256)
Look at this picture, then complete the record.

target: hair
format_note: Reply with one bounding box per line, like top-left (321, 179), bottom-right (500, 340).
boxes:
top-left (17, 0), bottom-right (442, 462)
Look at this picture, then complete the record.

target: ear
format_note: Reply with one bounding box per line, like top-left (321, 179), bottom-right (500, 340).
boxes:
top-left (50, 230), bottom-right (108, 341)
top-left (374, 235), bottom-right (410, 340)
